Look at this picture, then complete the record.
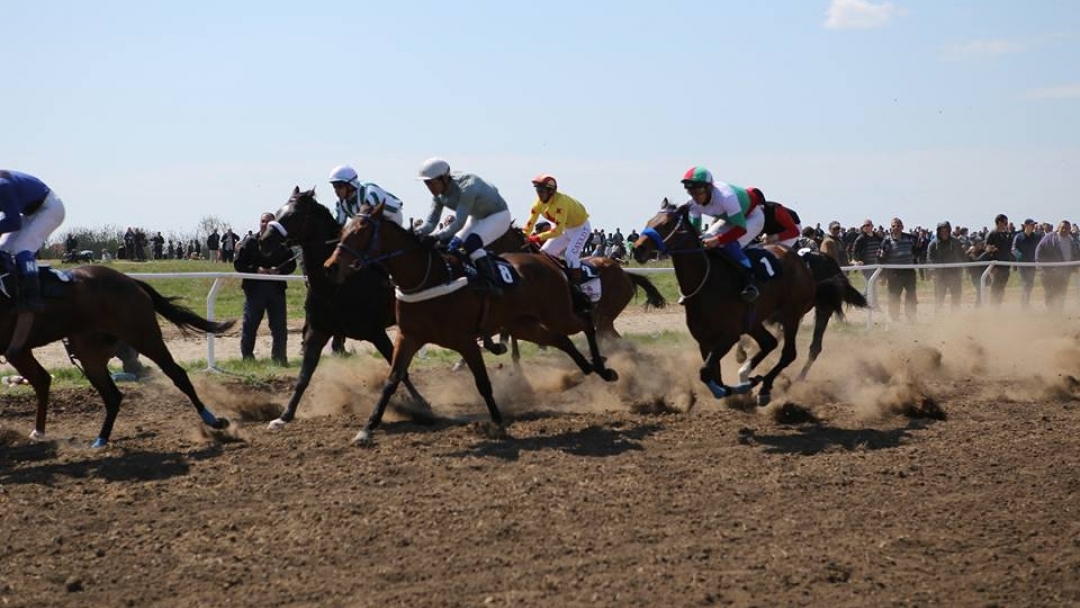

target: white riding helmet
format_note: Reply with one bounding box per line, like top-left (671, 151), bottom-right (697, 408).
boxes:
top-left (417, 157), bottom-right (451, 181)
top-left (329, 165), bottom-right (360, 188)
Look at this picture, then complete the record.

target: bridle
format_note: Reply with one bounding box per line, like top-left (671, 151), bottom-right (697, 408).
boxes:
top-left (640, 208), bottom-right (712, 303)
top-left (334, 213), bottom-right (438, 295)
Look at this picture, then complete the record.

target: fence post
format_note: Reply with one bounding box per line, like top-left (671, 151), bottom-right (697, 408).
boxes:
top-left (205, 277), bottom-right (226, 370)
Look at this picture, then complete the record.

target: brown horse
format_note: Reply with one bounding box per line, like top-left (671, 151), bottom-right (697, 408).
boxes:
top-left (631, 201), bottom-right (816, 405)
top-left (0, 263), bottom-right (234, 447)
top-left (488, 226), bottom-right (667, 340)
top-left (324, 203), bottom-right (619, 444)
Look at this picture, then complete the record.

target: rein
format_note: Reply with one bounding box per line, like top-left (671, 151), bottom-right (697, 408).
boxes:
top-left (642, 211), bottom-right (712, 303)
top-left (339, 214), bottom-right (442, 295)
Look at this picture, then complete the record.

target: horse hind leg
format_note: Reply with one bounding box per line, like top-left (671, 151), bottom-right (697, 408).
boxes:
top-left (796, 308), bottom-right (829, 381)
top-left (121, 329), bottom-right (228, 431)
top-left (756, 321), bottom-right (801, 406)
top-left (6, 351), bottom-right (53, 440)
top-left (509, 318), bottom-right (596, 377)
top-left (741, 325), bottom-right (779, 388)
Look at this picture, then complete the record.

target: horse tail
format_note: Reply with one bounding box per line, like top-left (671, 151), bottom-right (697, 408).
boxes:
top-left (628, 272), bottom-right (667, 310)
top-left (134, 279), bottom-right (237, 336)
top-left (808, 254), bottom-right (868, 320)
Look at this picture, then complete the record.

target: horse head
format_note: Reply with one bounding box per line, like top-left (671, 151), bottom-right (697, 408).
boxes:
top-left (325, 202), bottom-right (397, 283)
top-left (260, 186), bottom-right (339, 256)
top-left (632, 198), bottom-right (699, 264)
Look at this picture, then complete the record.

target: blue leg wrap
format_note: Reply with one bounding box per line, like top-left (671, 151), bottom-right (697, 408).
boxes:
top-left (705, 380), bottom-right (731, 399)
top-left (721, 242), bottom-right (751, 268)
top-left (199, 409), bottom-right (219, 426)
top-left (91, 437), bottom-right (107, 449)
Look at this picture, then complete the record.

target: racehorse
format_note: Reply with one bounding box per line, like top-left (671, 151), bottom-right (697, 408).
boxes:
top-left (488, 226), bottom-right (667, 341)
top-left (257, 187), bottom-right (430, 429)
top-left (324, 202), bottom-right (619, 444)
top-left (631, 200), bottom-right (817, 405)
top-left (0, 262), bottom-right (233, 447)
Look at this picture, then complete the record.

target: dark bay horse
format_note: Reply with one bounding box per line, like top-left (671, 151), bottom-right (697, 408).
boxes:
top-left (489, 226), bottom-right (667, 340)
top-left (733, 250), bottom-right (868, 380)
top-left (324, 203), bottom-right (619, 444)
top-left (257, 187), bottom-right (429, 429)
top-left (0, 265), bottom-right (233, 447)
top-left (632, 201), bottom-right (816, 405)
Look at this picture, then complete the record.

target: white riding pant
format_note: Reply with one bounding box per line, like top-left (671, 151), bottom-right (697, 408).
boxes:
top-left (704, 206), bottom-right (765, 248)
top-left (456, 209), bottom-right (512, 260)
top-left (0, 191), bottom-right (66, 255)
top-left (540, 220), bottom-right (591, 269)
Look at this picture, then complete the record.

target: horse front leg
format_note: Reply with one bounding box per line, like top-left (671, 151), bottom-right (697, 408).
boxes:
top-left (271, 325), bottom-right (330, 429)
top-left (740, 324), bottom-right (779, 390)
top-left (354, 333), bottom-right (420, 445)
top-left (370, 329), bottom-right (432, 419)
top-left (698, 342), bottom-right (736, 399)
top-left (8, 351), bottom-right (52, 440)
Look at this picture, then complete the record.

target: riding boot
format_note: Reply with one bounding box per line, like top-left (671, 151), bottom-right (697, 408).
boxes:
top-left (739, 265), bottom-right (759, 303)
top-left (472, 256), bottom-right (504, 297)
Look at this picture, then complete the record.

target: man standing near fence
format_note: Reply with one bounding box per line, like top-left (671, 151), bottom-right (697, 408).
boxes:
top-left (1011, 219), bottom-right (1040, 309)
top-left (234, 213), bottom-right (296, 365)
top-left (926, 221), bottom-right (966, 311)
top-left (879, 217), bottom-right (917, 322)
top-left (985, 213), bottom-right (1014, 306)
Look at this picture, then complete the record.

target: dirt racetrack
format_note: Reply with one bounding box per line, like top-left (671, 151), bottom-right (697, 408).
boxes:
top-left (2, 304), bottom-right (1080, 607)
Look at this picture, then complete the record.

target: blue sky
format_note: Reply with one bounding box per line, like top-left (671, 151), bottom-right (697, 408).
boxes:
top-left (3, 0), bottom-right (1078, 241)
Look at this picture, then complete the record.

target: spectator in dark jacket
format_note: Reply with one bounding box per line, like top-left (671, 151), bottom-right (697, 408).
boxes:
top-left (879, 217), bottom-right (917, 321)
top-left (234, 213), bottom-right (297, 364)
top-left (926, 221), bottom-right (967, 310)
top-left (820, 221), bottom-right (849, 267)
top-left (966, 237), bottom-right (993, 307)
top-left (1011, 218), bottom-right (1041, 309)
top-left (851, 218), bottom-right (882, 283)
top-left (985, 213), bottom-right (1014, 306)
top-left (1035, 220), bottom-right (1080, 311)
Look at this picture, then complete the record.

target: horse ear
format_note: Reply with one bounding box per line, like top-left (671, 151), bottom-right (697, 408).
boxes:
top-left (660, 197), bottom-right (671, 210)
top-left (293, 186), bottom-right (300, 195)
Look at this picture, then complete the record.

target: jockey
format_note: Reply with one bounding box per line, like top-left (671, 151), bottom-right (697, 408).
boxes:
top-left (0, 170), bottom-right (66, 313)
top-left (415, 157), bottom-right (512, 295)
top-left (328, 165), bottom-right (405, 227)
top-left (750, 187), bottom-right (802, 248)
top-left (520, 174), bottom-right (592, 283)
top-left (681, 166), bottom-right (764, 302)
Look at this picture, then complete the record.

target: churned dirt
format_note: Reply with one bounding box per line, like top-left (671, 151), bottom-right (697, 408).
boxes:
top-left (1, 303), bottom-right (1080, 607)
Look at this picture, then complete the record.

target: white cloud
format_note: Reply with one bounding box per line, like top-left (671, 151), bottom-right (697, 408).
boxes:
top-left (824, 0), bottom-right (904, 30)
top-left (1024, 84), bottom-right (1080, 100)
top-left (944, 39), bottom-right (1025, 61)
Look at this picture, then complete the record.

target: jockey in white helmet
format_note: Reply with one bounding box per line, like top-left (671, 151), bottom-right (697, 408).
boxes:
top-left (328, 165), bottom-right (405, 227)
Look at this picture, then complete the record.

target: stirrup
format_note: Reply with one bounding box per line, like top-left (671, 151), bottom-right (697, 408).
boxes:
top-left (740, 284), bottom-right (760, 303)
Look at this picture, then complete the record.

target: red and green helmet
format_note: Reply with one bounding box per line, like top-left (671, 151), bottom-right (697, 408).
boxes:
top-left (681, 166), bottom-right (714, 187)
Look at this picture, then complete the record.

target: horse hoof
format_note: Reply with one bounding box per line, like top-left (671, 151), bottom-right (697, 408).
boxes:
top-left (353, 429), bottom-right (373, 446)
top-left (91, 437), bottom-right (108, 449)
top-left (29, 429), bottom-right (45, 441)
top-left (268, 418), bottom-right (289, 431)
top-left (484, 423), bottom-right (508, 440)
top-left (705, 380), bottom-right (730, 399)
top-left (212, 417), bottom-right (230, 430)
top-left (600, 368), bottom-right (619, 382)
top-left (758, 393), bottom-right (772, 407)
top-left (487, 343), bottom-right (508, 356)
top-left (733, 382), bottom-right (753, 395)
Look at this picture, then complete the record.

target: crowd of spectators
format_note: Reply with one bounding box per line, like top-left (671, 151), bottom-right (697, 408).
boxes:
top-left (106, 226), bottom-right (245, 261)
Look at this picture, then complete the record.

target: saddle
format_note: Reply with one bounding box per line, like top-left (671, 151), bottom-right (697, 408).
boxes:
top-left (707, 247), bottom-right (782, 282)
top-left (0, 260), bottom-right (73, 305)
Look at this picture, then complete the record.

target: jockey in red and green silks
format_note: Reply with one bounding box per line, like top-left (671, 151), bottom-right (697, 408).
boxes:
top-left (681, 166), bottom-right (766, 302)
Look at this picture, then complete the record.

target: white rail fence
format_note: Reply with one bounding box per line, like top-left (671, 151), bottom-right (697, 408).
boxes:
top-left (129, 260), bottom-right (1080, 369)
